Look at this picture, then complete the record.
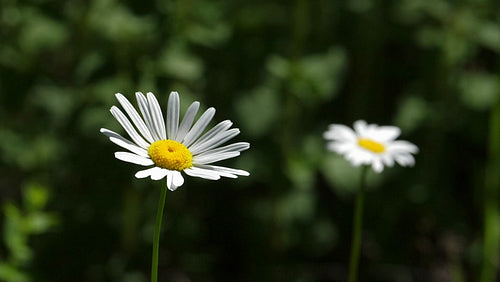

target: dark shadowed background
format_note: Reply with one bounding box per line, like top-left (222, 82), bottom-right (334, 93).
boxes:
top-left (1, 0), bottom-right (500, 281)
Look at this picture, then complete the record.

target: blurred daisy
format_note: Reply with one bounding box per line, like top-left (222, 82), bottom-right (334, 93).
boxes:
top-left (101, 91), bottom-right (250, 191)
top-left (324, 120), bottom-right (418, 173)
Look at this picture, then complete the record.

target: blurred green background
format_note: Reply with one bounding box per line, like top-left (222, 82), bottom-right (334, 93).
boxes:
top-left (1, 0), bottom-right (500, 281)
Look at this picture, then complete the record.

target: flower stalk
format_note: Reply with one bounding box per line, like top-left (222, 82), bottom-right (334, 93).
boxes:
top-left (348, 166), bottom-right (368, 282)
top-left (479, 104), bottom-right (500, 282)
top-left (151, 184), bottom-right (168, 282)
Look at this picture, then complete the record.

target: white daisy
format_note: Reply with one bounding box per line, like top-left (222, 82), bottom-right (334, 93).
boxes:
top-left (101, 91), bottom-right (250, 191)
top-left (323, 120), bottom-right (418, 173)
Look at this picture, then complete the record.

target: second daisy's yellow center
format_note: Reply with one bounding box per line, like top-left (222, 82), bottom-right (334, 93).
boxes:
top-left (358, 138), bottom-right (385, 153)
top-left (148, 140), bottom-right (193, 171)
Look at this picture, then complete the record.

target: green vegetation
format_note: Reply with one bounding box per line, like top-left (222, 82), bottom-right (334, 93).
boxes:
top-left (0, 0), bottom-right (499, 281)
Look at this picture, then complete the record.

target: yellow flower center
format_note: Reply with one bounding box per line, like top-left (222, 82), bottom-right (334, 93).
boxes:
top-left (357, 138), bottom-right (385, 153)
top-left (148, 140), bottom-right (193, 171)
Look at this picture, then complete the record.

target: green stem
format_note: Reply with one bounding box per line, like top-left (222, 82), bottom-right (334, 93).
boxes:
top-left (348, 166), bottom-right (368, 282)
top-left (480, 104), bottom-right (500, 282)
top-left (151, 184), bottom-right (168, 282)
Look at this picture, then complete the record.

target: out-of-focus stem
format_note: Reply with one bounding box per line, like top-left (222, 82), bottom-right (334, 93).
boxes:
top-left (348, 166), bottom-right (368, 282)
top-left (479, 104), bottom-right (500, 282)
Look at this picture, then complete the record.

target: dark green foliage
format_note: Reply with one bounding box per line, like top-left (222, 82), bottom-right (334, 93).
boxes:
top-left (0, 0), bottom-right (499, 281)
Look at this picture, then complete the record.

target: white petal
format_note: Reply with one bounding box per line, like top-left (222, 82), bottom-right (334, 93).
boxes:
top-left (167, 91), bottom-right (180, 140)
top-left (380, 153), bottom-right (394, 167)
top-left (386, 140), bottom-right (419, 154)
top-left (194, 142), bottom-right (250, 157)
top-left (100, 128), bottom-right (149, 157)
top-left (184, 167), bottom-right (221, 180)
top-left (166, 170), bottom-right (174, 189)
top-left (172, 171), bottom-right (184, 187)
top-left (365, 123), bottom-right (379, 136)
top-left (175, 101), bottom-right (200, 142)
top-left (324, 124), bottom-right (357, 142)
top-left (135, 167), bottom-right (158, 178)
top-left (110, 106), bottom-right (150, 149)
top-left (136, 92), bottom-right (160, 141)
top-left (190, 128), bottom-right (240, 155)
top-left (193, 151), bottom-right (240, 165)
top-left (151, 167), bottom-right (169, 180)
top-left (394, 154), bottom-right (416, 167)
top-left (345, 149), bottom-right (373, 166)
top-left (371, 159), bottom-right (384, 173)
top-left (147, 92), bottom-right (167, 140)
top-left (115, 93), bottom-right (155, 143)
top-left (182, 107), bottom-right (216, 147)
top-left (353, 120), bottom-right (368, 136)
top-left (199, 165), bottom-right (250, 177)
top-left (326, 141), bottom-right (355, 155)
top-left (114, 152), bottom-right (154, 166)
top-left (188, 120), bottom-right (232, 153)
top-left (373, 126), bottom-right (401, 142)
top-left (165, 170), bottom-right (184, 191)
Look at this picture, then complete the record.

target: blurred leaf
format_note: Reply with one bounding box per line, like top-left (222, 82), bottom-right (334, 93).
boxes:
top-left (287, 135), bottom-right (324, 190)
top-left (2, 184), bottom-right (57, 282)
top-left (394, 95), bottom-right (428, 132)
top-left (287, 156), bottom-right (315, 191)
top-left (442, 32), bottom-right (471, 65)
top-left (91, 74), bottom-right (134, 103)
top-left (348, 0), bottom-right (373, 13)
top-left (158, 41), bottom-right (204, 82)
top-left (186, 23), bottom-right (231, 47)
top-left (24, 213), bottom-right (58, 234)
top-left (0, 263), bottom-right (29, 282)
top-left (267, 56), bottom-right (290, 79)
top-left (0, 130), bottom-right (60, 170)
top-left (79, 107), bottom-right (111, 137)
top-left (236, 86), bottom-right (279, 137)
top-left (75, 52), bottom-right (105, 83)
top-left (0, 46), bottom-right (31, 71)
top-left (88, 0), bottom-right (155, 43)
top-left (475, 22), bottom-right (500, 52)
top-left (416, 27), bottom-right (444, 48)
top-left (397, 0), bottom-right (451, 23)
top-left (276, 190), bottom-right (315, 224)
top-left (18, 11), bottom-right (69, 55)
top-left (459, 72), bottom-right (500, 110)
top-left (24, 183), bottom-right (49, 211)
top-left (2, 6), bottom-right (22, 27)
top-left (137, 58), bottom-right (157, 91)
top-left (3, 204), bottom-right (31, 263)
top-left (266, 48), bottom-right (346, 106)
top-left (33, 85), bottom-right (76, 124)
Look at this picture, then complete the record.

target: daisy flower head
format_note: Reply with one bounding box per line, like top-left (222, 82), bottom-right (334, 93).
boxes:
top-left (100, 91), bottom-right (250, 191)
top-left (323, 120), bottom-right (418, 173)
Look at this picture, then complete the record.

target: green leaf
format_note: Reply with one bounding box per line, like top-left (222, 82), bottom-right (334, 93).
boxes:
top-left (158, 41), bottom-right (204, 82)
top-left (3, 204), bottom-right (31, 263)
top-left (394, 95), bottom-right (428, 132)
top-left (24, 183), bottom-right (49, 211)
top-left (236, 86), bottom-right (279, 137)
top-left (0, 262), bottom-right (30, 282)
top-left (19, 12), bottom-right (69, 54)
top-left (459, 72), bottom-right (500, 110)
